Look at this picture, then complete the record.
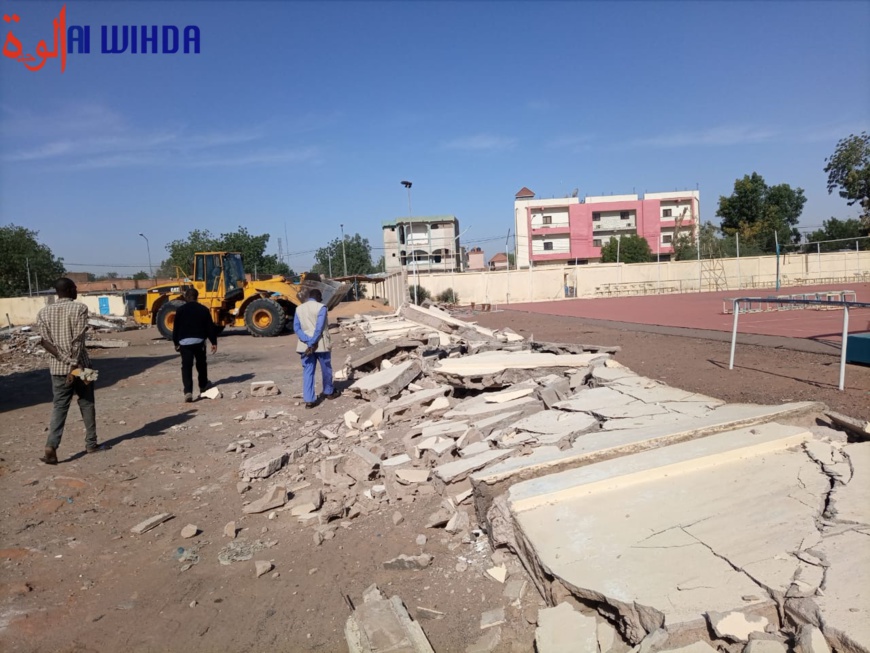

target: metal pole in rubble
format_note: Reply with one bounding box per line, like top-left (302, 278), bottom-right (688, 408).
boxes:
top-left (138, 233), bottom-right (154, 280)
top-left (401, 181), bottom-right (417, 304)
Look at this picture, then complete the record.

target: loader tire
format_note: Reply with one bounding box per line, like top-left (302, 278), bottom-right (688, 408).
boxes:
top-left (156, 300), bottom-right (184, 340)
top-left (245, 298), bottom-right (286, 338)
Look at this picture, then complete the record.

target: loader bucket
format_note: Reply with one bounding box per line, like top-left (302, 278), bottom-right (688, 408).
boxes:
top-left (301, 279), bottom-right (352, 310)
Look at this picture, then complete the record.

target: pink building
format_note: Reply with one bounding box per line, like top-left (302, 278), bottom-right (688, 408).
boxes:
top-left (514, 188), bottom-right (699, 267)
top-left (466, 247), bottom-right (486, 271)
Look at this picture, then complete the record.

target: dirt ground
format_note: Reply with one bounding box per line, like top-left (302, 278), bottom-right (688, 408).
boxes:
top-left (1, 302), bottom-right (868, 653)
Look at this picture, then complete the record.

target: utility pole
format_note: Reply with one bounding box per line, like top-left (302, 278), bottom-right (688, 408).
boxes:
top-left (340, 223), bottom-right (348, 277)
top-left (138, 233), bottom-right (154, 280)
top-left (26, 257), bottom-right (32, 296)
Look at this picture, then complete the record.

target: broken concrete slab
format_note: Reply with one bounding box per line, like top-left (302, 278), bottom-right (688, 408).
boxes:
top-left (471, 402), bottom-right (822, 523)
top-left (382, 453), bottom-right (412, 467)
top-left (432, 351), bottom-right (607, 387)
top-left (485, 387), bottom-right (535, 403)
top-left (446, 395), bottom-right (539, 419)
top-left (825, 411), bottom-right (870, 440)
top-left (343, 447), bottom-right (382, 483)
top-left (424, 396), bottom-right (450, 414)
top-left (345, 584), bottom-right (435, 653)
top-left (460, 441), bottom-right (492, 458)
top-left (349, 360), bottom-right (422, 400)
top-left (131, 513), bottom-right (173, 534)
top-left (434, 448), bottom-right (515, 485)
top-left (250, 381), bottom-right (279, 397)
top-left (535, 602), bottom-right (598, 653)
top-left (242, 485), bottom-right (287, 514)
top-left (552, 386), bottom-right (629, 413)
top-left (348, 341), bottom-right (399, 369)
top-left (507, 424), bottom-right (821, 644)
top-left (239, 437), bottom-right (313, 479)
top-left (796, 625), bottom-right (831, 653)
top-left (743, 640), bottom-right (787, 653)
top-left (383, 554), bottom-right (433, 570)
top-left (396, 469), bottom-right (430, 484)
top-left (510, 410), bottom-right (599, 439)
top-left (383, 385), bottom-right (453, 421)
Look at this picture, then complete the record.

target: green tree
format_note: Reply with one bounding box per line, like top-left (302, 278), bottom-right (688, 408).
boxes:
top-left (373, 255), bottom-right (386, 273)
top-left (825, 132), bottom-right (870, 228)
top-left (600, 235), bottom-right (652, 263)
top-left (409, 285), bottom-right (431, 305)
top-left (132, 271), bottom-right (150, 280)
top-left (0, 224), bottom-right (65, 297)
top-left (312, 233), bottom-right (375, 277)
top-left (716, 173), bottom-right (806, 253)
top-left (159, 227), bottom-right (293, 278)
top-left (807, 217), bottom-right (868, 252)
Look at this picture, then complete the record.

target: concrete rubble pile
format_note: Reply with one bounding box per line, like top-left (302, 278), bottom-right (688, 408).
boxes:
top-left (220, 302), bottom-right (867, 653)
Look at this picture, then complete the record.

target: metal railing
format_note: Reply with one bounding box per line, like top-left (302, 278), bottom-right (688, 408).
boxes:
top-left (728, 297), bottom-right (870, 391)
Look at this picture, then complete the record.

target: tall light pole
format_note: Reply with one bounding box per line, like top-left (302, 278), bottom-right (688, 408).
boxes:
top-left (401, 180), bottom-right (418, 304)
top-left (339, 223), bottom-right (348, 277)
top-left (138, 233), bottom-right (154, 280)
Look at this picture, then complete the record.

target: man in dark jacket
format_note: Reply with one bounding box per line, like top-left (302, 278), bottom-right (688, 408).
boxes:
top-left (172, 288), bottom-right (218, 402)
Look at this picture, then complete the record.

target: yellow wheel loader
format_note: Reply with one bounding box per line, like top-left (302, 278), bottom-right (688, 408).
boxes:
top-left (132, 252), bottom-right (350, 339)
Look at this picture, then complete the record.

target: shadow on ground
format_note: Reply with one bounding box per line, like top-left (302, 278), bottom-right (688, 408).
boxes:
top-left (0, 354), bottom-right (177, 413)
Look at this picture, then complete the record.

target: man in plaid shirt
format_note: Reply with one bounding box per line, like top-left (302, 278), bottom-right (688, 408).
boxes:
top-left (36, 278), bottom-right (109, 464)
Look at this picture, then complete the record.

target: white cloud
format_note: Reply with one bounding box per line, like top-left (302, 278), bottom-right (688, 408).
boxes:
top-left (441, 133), bottom-right (518, 151)
top-left (1, 102), bottom-right (319, 168)
top-left (625, 125), bottom-right (778, 148)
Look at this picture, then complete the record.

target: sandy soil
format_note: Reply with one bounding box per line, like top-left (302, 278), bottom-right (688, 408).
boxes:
top-left (1, 304), bottom-right (867, 653)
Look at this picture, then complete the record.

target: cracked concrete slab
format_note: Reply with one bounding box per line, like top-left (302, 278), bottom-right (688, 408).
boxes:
top-left (506, 423), bottom-right (821, 644)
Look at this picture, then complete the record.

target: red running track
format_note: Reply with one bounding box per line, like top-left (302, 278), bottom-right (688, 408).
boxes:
top-left (506, 283), bottom-right (870, 340)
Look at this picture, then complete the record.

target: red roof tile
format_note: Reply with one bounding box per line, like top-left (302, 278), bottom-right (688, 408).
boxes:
top-left (515, 187), bottom-right (535, 198)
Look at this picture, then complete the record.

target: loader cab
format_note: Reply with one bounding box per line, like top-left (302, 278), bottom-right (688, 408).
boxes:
top-left (193, 252), bottom-right (246, 302)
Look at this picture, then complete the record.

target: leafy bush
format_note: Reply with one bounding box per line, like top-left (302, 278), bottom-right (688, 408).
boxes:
top-left (436, 288), bottom-right (459, 304)
top-left (409, 285), bottom-right (431, 305)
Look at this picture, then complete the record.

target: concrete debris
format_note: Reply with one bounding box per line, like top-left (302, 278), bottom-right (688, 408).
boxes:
top-left (706, 611), bottom-right (770, 642)
top-left (479, 607), bottom-right (505, 630)
top-left (345, 584), bottom-right (434, 653)
top-left (245, 409), bottom-right (267, 421)
top-left (535, 603), bottom-right (597, 653)
top-left (415, 607), bottom-right (444, 620)
top-left (825, 410), bottom-right (870, 440)
top-left (85, 338), bottom-right (129, 348)
top-left (424, 396), bottom-right (450, 413)
top-left (180, 524), bottom-right (199, 538)
top-left (242, 485), bottom-right (287, 514)
top-left (131, 513), bottom-right (173, 534)
top-left (382, 454), bottom-right (411, 467)
top-left (396, 468), bottom-right (430, 484)
top-left (223, 521), bottom-right (237, 538)
top-left (251, 381), bottom-right (279, 397)
top-left (465, 627), bottom-right (502, 653)
top-left (392, 511), bottom-right (404, 525)
top-left (254, 560), bottom-right (273, 578)
top-left (199, 386), bottom-right (222, 399)
top-left (445, 510), bottom-right (470, 534)
top-left (744, 641), bottom-right (788, 653)
top-left (485, 565), bottom-right (507, 583)
top-left (343, 447), bottom-right (382, 483)
top-left (382, 553), bottom-right (434, 570)
top-left (239, 437), bottom-right (313, 479)
top-left (659, 644), bottom-right (718, 653)
top-left (349, 360), bottom-right (422, 400)
top-left (796, 625), bottom-right (831, 653)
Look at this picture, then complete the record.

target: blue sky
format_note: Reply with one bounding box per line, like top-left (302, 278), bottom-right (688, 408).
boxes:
top-left (2, 0), bottom-right (869, 275)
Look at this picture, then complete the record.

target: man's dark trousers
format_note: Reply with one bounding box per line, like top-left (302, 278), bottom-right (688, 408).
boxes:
top-left (48, 375), bottom-right (97, 450)
top-left (179, 342), bottom-right (209, 394)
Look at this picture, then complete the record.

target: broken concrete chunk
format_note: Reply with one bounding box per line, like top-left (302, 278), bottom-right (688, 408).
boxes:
top-left (349, 360), bottom-right (422, 400)
top-left (131, 513), bottom-right (173, 535)
top-left (254, 560), bottom-right (273, 578)
top-left (345, 410), bottom-right (360, 428)
top-left (242, 485), bottom-right (287, 514)
top-left (383, 554), bottom-right (433, 570)
top-left (415, 607), bottom-right (444, 620)
top-left (180, 524), bottom-right (199, 538)
top-left (535, 602), bottom-right (597, 653)
top-left (466, 627), bottom-right (502, 653)
top-left (396, 468), bottom-right (430, 484)
top-left (425, 508), bottom-right (452, 529)
top-left (797, 625), bottom-right (831, 653)
top-left (239, 438), bottom-right (313, 479)
top-left (223, 521), bottom-right (237, 538)
top-left (200, 386), bottom-right (222, 399)
top-left (343, 447), bottom-right (382, 483)
top-left (706, 611), bottom-right (769, 642)
top-left (245, 409), bottom-right (267, 421)
top-left (425, 396), bottom-right (450, 414)
top-left (659, 644), bottom-right (718, 653)
top-left (485, 565), bottom-right (507, 583)
top-left (251, 381), bottom-right (279, 397)
top-left (743, 641), bottom-right (788, 653)
top-left (434, 448), bottom-right (514, 485)
top-left (345, 584), bottom-right (434, 653)
top-left (479, 607), bottom-right (505, 630)
top-left (383, 454), bottom-right (412, 467)
top-left (392, 511), bottom-right (404, 525)
top-left (445, 510), bottom-right (470, 535)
